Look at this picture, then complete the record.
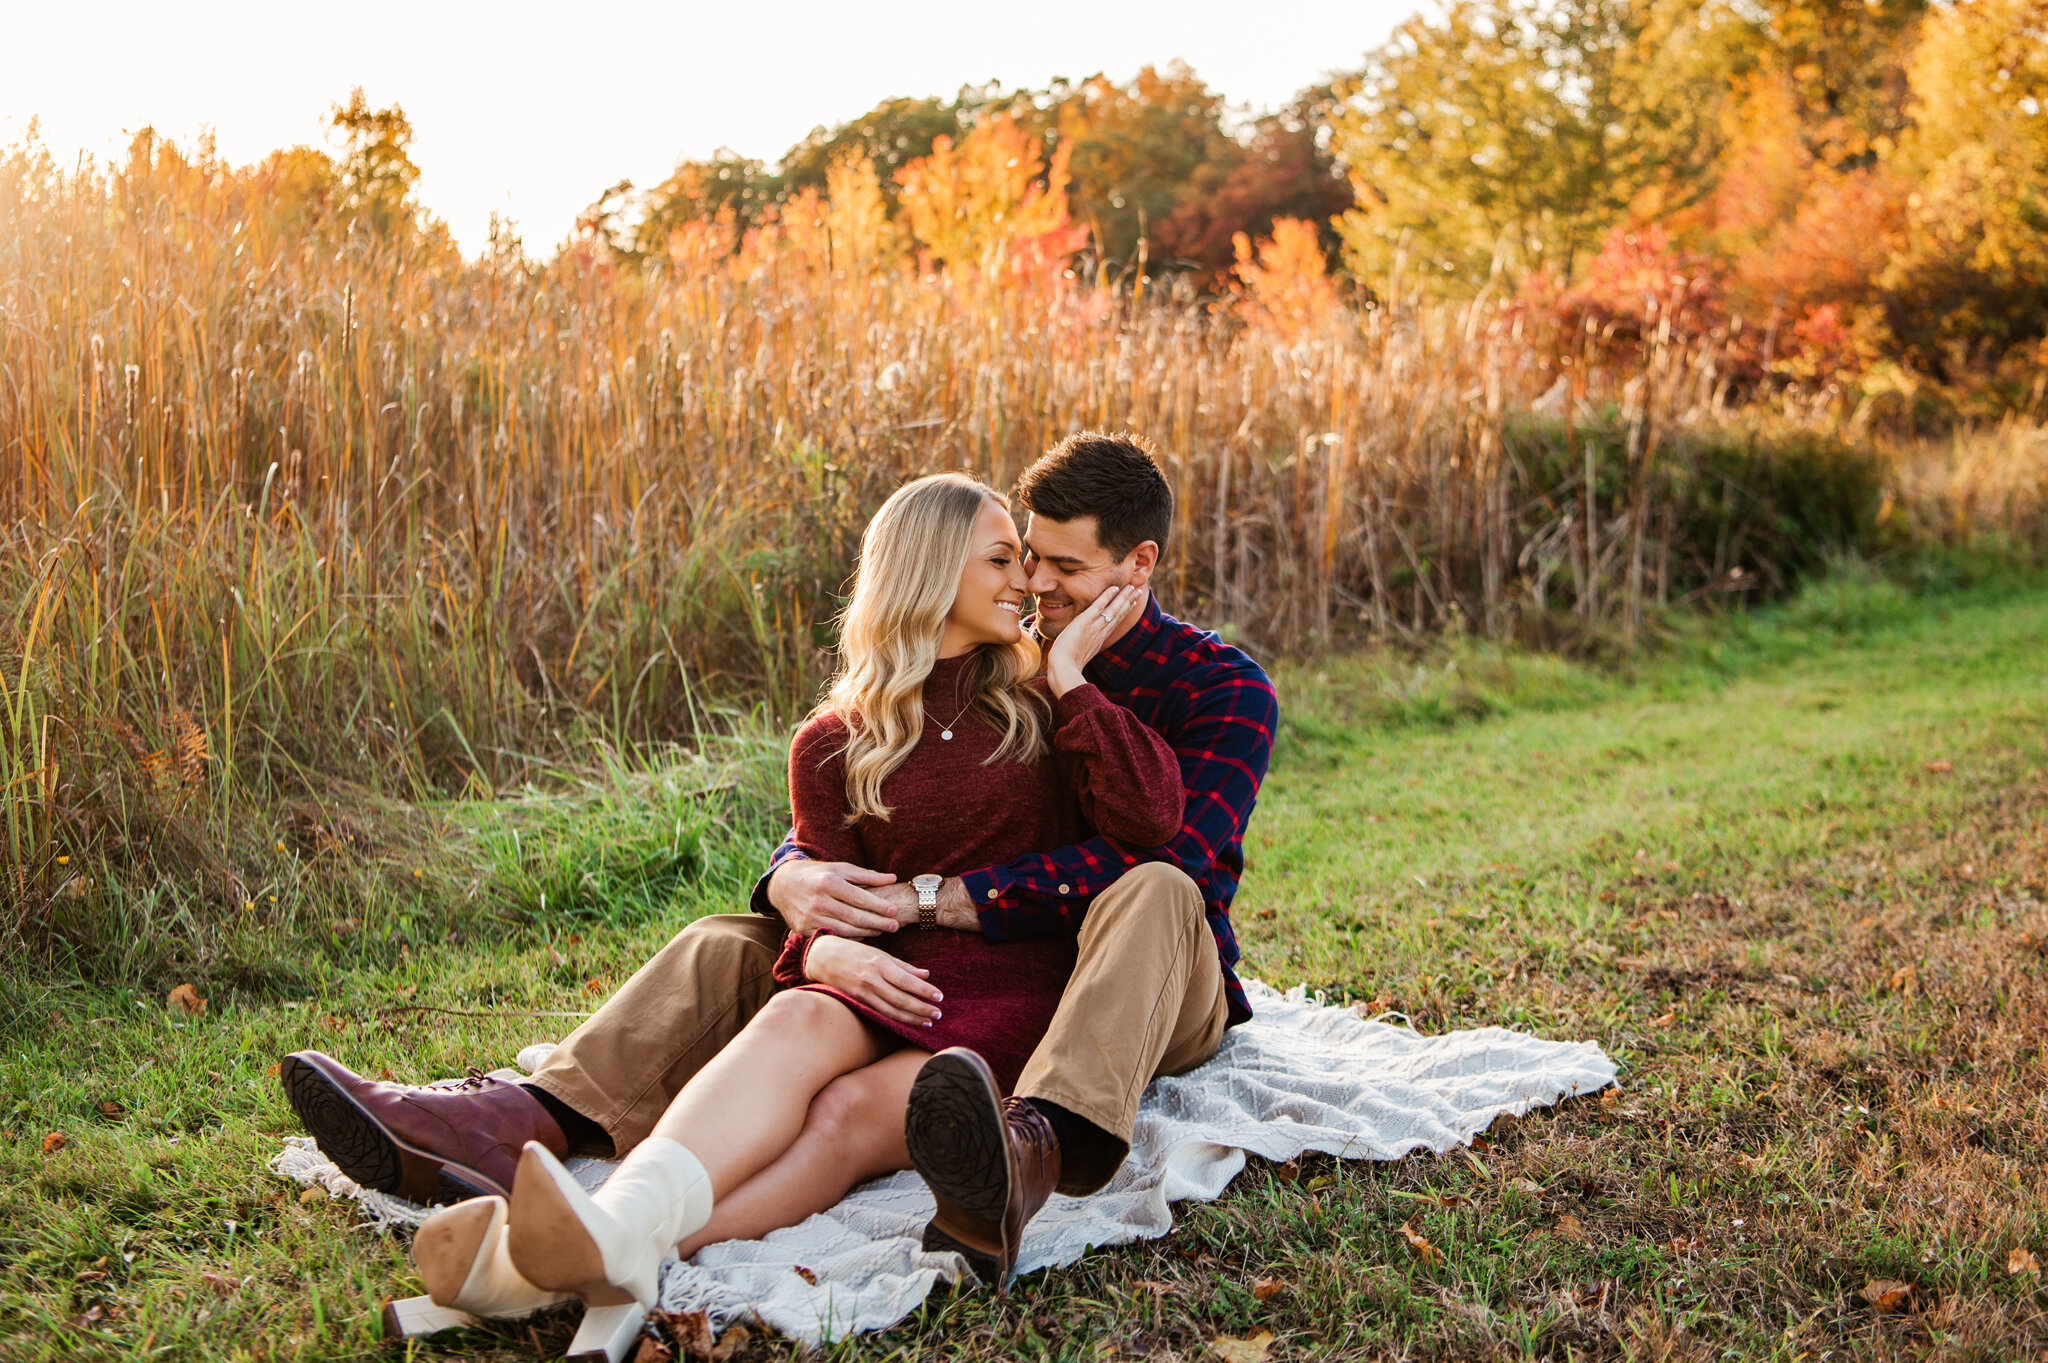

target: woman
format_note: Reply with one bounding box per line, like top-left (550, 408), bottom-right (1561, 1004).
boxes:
top-left (411, 473), bottom-right (1183, 1317)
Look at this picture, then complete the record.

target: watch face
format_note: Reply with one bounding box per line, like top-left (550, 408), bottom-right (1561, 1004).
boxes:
top-left (913, 874), bottom-right (942, 890)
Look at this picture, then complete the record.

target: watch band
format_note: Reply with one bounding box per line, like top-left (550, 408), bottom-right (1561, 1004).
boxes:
top-left (913, 874), bottom-right (940, 931)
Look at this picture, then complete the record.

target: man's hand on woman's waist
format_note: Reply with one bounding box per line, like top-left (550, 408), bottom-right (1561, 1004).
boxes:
top-left (767, 859), bottom-right (901, 937)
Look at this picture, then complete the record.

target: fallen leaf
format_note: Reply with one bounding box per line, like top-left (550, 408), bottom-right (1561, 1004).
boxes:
top-left (1664, 1237), bottom-right (1696, 1255)
top-left (1207, 1331), bottom-right (1274, 1363)
top-left (96, 1100), bottom-right (124, 1117)
top-left (2009, 1246), bottom-right (2040, 1276)
top-left (1599, 1086), bottom-right (1620, 1108)
top-left (266, 1063), bottom-right (281, 1078)
top-left (1398, 1217), bottom-right (1443, 1265)
top-left (199, 1272), bottom-right (239, 1296)
top-left (1254, 908), bottom-right (1275, 919)
top-left (661, 1308), bottom-right (714, 1358)
top-left (1131, 1279), bottom-right (1175, 1297)
top-left (300, 1187), bottom-right (325, 1204)
top-left (791, 1264), bottom-right (817, 1286)
top-left (1273, 1159), bottom-right (1301, 1183)
top-left (42, 1131), bottom-right (66, 1155)
top-left (709, 1324), bottom-right (751, 1362)
top-left (1252, 1276), bottom-right (1285, 1301)
top-left (376, 1068), bottom-right (397, 1082)
top-left (584, 978), bottom-right (607, 996)
top-left (1889, 965), bottom-right (1918, 997)
top-left (1552, 1213), bottom-right (1588, 1241)
top-left (1511, 1177), bottom-right (1545, 1197)
top-left (75, 1270), bottom-right (107, 1282)
top-left (1860, 1278), bottom-right (1914, 1312)
top-left (167, 984), bottom-right (208, 1017)
top-left (1650, 1011), bottom-right (1675, 1026)
top-left (631, 1336), bottom-right (674, 1363)
top-left (1924, 760), bottom-right (1953, 773)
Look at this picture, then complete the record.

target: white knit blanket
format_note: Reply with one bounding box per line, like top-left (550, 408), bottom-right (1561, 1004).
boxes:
top-left (270, 981), bottom-right (1615, 1343)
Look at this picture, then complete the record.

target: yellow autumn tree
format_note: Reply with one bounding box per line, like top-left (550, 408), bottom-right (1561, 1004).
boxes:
top-left (1880, 0), bottom-right (2048, 370)
top-left (895, 115), bottom-right (1087, 280)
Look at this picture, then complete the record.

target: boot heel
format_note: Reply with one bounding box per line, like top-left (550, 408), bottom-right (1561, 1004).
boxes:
top-left (920, 1220), bottom-right (1003, 1287)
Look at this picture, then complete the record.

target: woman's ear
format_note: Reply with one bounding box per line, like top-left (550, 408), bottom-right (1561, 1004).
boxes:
top-left (1124, 540), bottom-right (1161, 590)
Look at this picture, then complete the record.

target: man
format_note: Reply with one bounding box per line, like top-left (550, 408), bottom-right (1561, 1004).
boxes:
top-left (280, 431), bottom-right (1277, 1284)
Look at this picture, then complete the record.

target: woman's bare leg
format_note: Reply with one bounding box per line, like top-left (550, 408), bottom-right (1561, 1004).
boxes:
top-left (648, 989), bottom-right (889, 1198)
top-left (676, 1048), bottom-right (924, 1257)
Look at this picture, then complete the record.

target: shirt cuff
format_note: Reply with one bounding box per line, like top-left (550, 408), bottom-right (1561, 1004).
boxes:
top-left (961, 867), bottom-right (1011, 937)
top-left (749, 868), bottom-right (779, 917)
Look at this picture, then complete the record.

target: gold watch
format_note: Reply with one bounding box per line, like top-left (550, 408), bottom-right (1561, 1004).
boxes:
top-left (912, 874), bottom-right (942, 930)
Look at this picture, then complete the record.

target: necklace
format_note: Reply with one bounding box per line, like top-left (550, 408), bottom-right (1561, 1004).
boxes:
top-left (927, 689), bottom-right (973, 741)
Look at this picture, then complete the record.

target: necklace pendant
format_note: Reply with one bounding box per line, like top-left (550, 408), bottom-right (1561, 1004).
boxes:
top-left (940, 729), bottom-right (954, 740)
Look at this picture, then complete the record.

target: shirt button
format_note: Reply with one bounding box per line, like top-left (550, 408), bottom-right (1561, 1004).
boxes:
top-left (986, 888), bottom-right (999, 900)
top-left (1058, 884), bottom-right (1071, 894)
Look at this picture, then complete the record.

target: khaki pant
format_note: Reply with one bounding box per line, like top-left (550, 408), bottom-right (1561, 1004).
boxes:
top-left (528, 862), bottom-right (1228, 1195)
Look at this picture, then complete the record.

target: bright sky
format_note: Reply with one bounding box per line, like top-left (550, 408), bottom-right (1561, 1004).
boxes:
top-left (0, 1), bottom-right (1410, 257)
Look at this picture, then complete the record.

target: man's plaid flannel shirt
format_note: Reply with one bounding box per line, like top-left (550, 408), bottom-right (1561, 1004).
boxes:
top-left (751, 595), bottom-right (1278, 1026)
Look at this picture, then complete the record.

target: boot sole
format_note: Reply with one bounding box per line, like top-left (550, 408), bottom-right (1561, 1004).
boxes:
top-left (413, 1197), bottom-right (501, 1307)
top-left (279, 1052), bottom-right (501, 1203)
top-left (905, 1050), bottom-right (1012, 1286)
top-left (504, 1145), bottom-right (636, 1307)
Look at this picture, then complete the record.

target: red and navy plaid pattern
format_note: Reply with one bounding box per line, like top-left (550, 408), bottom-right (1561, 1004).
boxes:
top-left (753, 594), bottom-right (1278, 1026)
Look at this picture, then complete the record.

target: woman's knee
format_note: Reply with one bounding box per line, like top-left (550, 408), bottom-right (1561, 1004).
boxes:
top-left (720, 989), bottom-right (868, 1065)
top-left (802, 1071), bottom-right (902, 1158)
top-left (750, 987), bottom-right (860, 1033)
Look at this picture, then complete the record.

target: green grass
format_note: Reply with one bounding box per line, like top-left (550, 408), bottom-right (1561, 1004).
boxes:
top-left (5, 575), bottom-right (2047, 1360)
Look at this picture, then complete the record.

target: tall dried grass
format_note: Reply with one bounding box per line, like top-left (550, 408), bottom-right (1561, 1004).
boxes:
top-left (1, 135), bottom-right (2040, 929)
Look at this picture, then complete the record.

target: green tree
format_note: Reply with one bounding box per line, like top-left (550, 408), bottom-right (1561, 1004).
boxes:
top-left (1050, 63), bottom-right (1240, 269)
top-left (779, 96), bottom-right (964, 207)
top-left (633, 150), bottom-right (783, 254)
top-left (1331, 0), bottom-right (1742, 291)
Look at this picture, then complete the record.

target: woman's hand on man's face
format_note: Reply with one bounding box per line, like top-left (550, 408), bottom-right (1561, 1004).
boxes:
top-left (802, 935), bottom-right (944, 1027)
top-left (1044, 583), bottom-right (1139, 697)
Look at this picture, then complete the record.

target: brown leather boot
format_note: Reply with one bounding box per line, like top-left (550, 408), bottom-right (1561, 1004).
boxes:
top-left (279, 1051), bottom-right (568, 1204)
top-left (904, 1048), bottom-right (1062, 1288)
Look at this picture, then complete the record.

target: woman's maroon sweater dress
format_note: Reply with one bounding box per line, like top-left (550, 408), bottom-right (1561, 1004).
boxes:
top-left (769, 650), bottom-right (1184, 1092)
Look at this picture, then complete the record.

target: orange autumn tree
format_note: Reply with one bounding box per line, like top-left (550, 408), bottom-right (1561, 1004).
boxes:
top-left (1232, 217), bottom-right (1340, 341)
top-left (895, 115), bottom-right (1088, 284)
top-left (735, 152), bottom-right (906, 283)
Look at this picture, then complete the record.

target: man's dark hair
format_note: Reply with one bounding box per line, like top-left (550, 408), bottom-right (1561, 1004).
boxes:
top-left (1014, 431), bottom-right (1174, 560)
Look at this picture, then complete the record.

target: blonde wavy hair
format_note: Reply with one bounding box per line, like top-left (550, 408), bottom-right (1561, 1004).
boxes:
top-left (820, 473), bottom-right (1048, 822)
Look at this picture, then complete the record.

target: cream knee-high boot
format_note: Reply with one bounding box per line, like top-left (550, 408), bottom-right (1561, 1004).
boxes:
top-left (414, 1195), bottom-right (587, 1318)
top-left (505, 1137), bottom-right (713, 1309)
